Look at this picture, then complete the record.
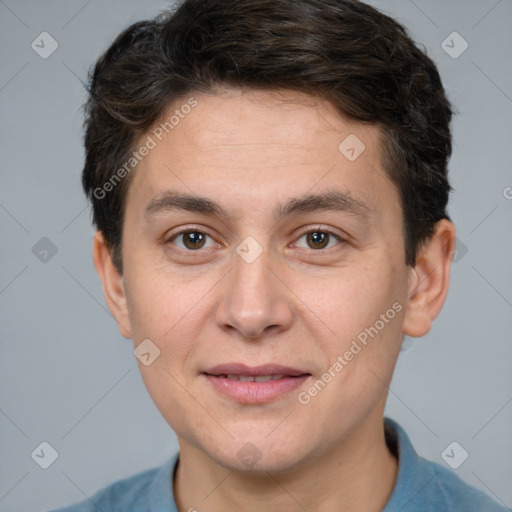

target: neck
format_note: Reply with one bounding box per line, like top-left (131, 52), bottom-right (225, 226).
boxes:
top-left (174, 414), bottom-right (398, 512)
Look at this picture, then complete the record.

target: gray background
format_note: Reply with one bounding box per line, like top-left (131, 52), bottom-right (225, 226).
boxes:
top-left (0, 0), bottom-right (511, 510)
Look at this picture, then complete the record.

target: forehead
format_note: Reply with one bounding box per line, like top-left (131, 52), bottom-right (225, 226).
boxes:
top-left (161, 89), bottom-right (380, 161)
top-left (125, 88), bottom-right (398, 221)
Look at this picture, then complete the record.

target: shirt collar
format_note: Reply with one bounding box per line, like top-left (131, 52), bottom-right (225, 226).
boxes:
top-left (382, 416), bottom-right (438, 511)
top-left (149, 452), bottom-right (180, 512)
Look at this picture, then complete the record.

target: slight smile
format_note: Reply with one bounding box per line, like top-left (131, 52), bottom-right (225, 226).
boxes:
top-left (202, 364), bottom-right (312, 404)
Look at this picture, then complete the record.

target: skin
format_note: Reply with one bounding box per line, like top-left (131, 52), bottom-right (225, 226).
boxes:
top-left (93, 88), bottom-right (456, 511)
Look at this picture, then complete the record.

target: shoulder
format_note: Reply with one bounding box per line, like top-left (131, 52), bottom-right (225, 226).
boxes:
top-left (383, 418), bottom-right (508, 512)
top-left (49, 454), bottom-right (178, 512)
top-left (418, 458), bottom-right (508, 511)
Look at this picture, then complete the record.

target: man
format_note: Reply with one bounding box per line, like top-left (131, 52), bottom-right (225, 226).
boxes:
top-left (52, 0), bottom-right (507, 510)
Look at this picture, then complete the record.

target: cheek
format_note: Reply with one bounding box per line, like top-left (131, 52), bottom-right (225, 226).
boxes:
top-left (293, 256), bottom-right (407, 409)
top-left (330, 263), bottom-right (405, 386)
top-left (122, 256), bottom-right (209, 338)
top-left (298, 276), bottom-right (405, 431)
top-left (123, 262), bottom-right (224, 388)
top-left (291, 260), bottom-right (402, 349)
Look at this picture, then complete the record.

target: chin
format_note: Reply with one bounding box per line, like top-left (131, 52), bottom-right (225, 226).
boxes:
top-left (196, 430), bottom-right (317, 475)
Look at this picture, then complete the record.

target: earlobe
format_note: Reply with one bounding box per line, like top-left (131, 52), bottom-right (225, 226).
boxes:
top-left (402, 219), bottom-right (456, 338)
top-left (92, 231), bottom-right (132, 339)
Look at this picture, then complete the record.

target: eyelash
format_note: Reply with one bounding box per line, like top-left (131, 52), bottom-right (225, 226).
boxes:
top-left (165, 226), bottom-right (346, 253)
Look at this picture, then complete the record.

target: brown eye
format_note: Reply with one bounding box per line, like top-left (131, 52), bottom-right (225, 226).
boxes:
top-left (306, 231), bottom-right (330, 249)
top-left (170, 230), bottom-right (214, 251)
top-left (295, 229), bottom-right (345, 251)
top-left (183, 231), bottom-right (206, 249)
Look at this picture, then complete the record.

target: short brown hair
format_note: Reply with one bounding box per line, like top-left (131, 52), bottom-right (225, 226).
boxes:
top-left (82, 0), bottom-right (453, 272)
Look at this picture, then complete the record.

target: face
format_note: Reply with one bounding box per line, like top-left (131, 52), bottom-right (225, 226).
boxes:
top-left (107, 89), bottom-right (419, 472)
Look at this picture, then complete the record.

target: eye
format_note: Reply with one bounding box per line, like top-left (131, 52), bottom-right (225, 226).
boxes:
top-left (295, 228), bottom-right (345, 250)
top-left (167, 230), bottom-right (217, 251)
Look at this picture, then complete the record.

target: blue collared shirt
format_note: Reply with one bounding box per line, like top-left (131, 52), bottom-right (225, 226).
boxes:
top-left (50, 418), bottom-right (507, 511)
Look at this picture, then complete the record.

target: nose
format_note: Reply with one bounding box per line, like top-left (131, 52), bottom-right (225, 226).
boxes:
top-left (214, 243), bottom-right (294, 340)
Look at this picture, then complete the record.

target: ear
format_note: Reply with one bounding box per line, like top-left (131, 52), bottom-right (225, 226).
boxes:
top-left (92, 231), bottom-right (132, 339)
top-left (403, 219), bottom-right (456, 338)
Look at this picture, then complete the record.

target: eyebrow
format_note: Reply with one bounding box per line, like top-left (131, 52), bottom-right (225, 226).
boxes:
top-left (144, 189), bottom-right (372, 221)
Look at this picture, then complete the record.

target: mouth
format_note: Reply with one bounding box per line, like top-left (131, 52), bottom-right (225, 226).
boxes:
top-left (202, 364), bottom-right (311, 404)
top-left (210, 374), bottom-right (287, 382)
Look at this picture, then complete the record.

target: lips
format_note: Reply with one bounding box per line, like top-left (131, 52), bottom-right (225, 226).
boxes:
top-left (202, 363), bottom-right (311, 404)
top-left (221, 374), bottom-right (284, 382)
top-left (204, 363), bottom-right (308, 378)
